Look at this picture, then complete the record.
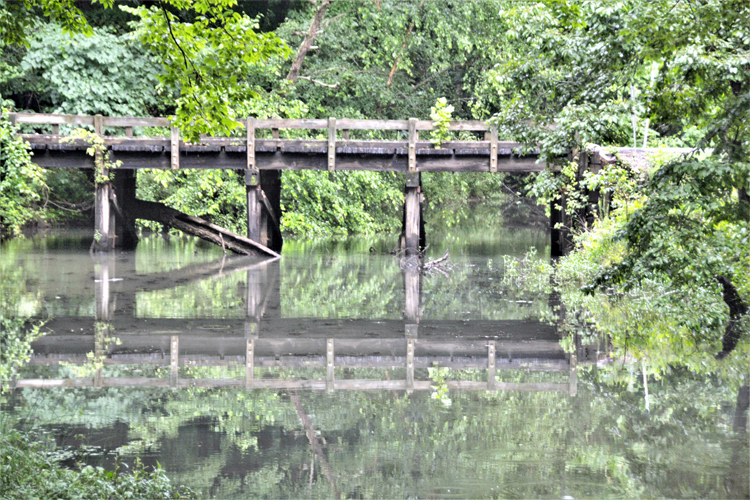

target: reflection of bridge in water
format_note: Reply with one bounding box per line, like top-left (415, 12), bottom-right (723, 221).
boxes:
top-left (16, 253), bottom-right (597, 395)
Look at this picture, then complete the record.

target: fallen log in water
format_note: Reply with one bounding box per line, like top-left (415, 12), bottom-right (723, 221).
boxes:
top-left (132, 199), bottom-right (280, 258)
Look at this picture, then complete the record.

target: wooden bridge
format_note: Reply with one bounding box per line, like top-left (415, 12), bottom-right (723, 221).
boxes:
top-left (12, 112), bottom-right (564, 256)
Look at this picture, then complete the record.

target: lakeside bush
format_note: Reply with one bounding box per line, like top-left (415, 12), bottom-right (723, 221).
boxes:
top-left (0, 429), bottom-right (195, 500)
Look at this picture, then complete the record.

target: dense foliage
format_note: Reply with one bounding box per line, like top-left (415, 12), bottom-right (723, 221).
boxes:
top-left (0, 107), bottom-right (45, 239)
top-left (0, 430), bottom-right (195, 499)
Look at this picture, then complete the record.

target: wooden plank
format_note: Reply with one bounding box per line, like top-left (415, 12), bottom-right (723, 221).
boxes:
top-left (108, 138), bottom-right (169, 151)
top-left (103, 116), bottom-right (170, 127)
top-left (446, 120), bottom-right (490, 131)
top-left (14, 113), bottom-right (94, 126)
top-left (336, 118), bottom-right (409, 130)
top-left (182, 143), bottom-right (222, 153)
top-left (254, 118), bottom-right (328, 129)
top-left (328, 117), bottom-right (336, 171)
top-left (22, 135), bottom-right (90, 149)
top-left (30, 149), bottom-right (544, 172)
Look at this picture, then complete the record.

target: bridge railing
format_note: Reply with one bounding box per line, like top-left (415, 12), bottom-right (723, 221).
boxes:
top-left (11, 112), bottom-right (519, 173)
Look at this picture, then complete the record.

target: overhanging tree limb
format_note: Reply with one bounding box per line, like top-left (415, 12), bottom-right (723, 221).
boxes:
top-left (287, 0), bottom-right (331, 83)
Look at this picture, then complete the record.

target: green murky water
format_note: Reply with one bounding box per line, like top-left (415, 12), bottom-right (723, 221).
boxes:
top-left (0, 215), bottom-right (747, 498)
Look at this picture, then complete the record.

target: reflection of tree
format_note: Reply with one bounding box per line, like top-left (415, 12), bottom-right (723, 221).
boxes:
top-left (5, 364), bottom-right (746, 498)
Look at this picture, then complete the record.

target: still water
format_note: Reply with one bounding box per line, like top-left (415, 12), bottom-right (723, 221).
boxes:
top-left (0, 215), bottom-right (748, 499)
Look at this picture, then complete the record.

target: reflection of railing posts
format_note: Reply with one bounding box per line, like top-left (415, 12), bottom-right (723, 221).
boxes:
top-left (94, 256), bottom-right (114, 322)
top-left (94, 322), bottom-right (104, 389)
top-left (170, 335), bottom-right (179, 388)
top-left (569, 352), bottom-right (577, 397)
top-left (94, 255), bottom-right (114, 388)
top-left (404, 266), bottom-right (420, 339)
top-left (406, 338), bottom-right (415, 394)
top-left (327, 339), bottom-right (334, 393)
top-left (245, 338), bottom-right (254, 388)
top-left (244, 268), bottom-right (262, 338)
top-left (488, 341), bottom-right (496, 390)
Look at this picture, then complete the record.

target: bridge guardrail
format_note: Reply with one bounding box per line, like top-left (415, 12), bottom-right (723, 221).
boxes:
top-left (11, 112), bottom-right (516, 173)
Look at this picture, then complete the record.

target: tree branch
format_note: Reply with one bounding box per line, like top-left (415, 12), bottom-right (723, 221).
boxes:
top-left (287, 0), bottom-right (331, 83)
top-left (386, 0), bottom-right (424, 87)
top-left (158, 2), bottom-right (201, 85)
top-left (298, 76), bottom-right (339, 88)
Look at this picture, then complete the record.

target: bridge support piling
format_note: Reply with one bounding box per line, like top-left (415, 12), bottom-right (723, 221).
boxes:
top-left (91, 114), bottom-right (116, 252)
top-left (246, 171), bottom-right (283, 253)
top-left (112, 169), bottom-right (138, 249)
top-left (247, 183), bottom-right (262, 243)
top-left (93, 180), bottom-right (115, 252)
top-left (403, 172), bottom-right (424, 256)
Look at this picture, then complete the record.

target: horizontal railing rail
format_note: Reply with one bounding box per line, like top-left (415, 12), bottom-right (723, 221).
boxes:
top-left (10, 112), bottom-right (489, 132)
top-left (11, 112), bottom-right (534, 173)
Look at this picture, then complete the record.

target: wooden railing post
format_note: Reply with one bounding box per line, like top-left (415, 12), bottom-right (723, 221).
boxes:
top-left (170, 335), bottom-right (179, 388)
top-left (406, 338), bottom-right (415, 394)
top-left (328, 117), bottom-right (336, 171)
top-left (92, 114), bottom-right (114, 252)
top-left (569, 352), bottom-right (578, 397)
top-left (327, 338), bottom-right (334, 393)
top-left (170, 125), bottom-right (180, 170)
top-left (490, 128), bottom-right (498, 173)
top-left (488, 341), bottom-right (496, 390)
top-left (408, 117), bottom-right (417, 173)
top-left (247, 117), bottom-right (256, 177)
top-left (245, 117), bottom-right (264, 244)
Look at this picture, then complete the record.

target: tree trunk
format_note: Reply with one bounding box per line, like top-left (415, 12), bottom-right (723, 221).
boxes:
top-left (286, 0), bottom-right (331, 83)
top-left (133, 199), bottom-right (279, 258)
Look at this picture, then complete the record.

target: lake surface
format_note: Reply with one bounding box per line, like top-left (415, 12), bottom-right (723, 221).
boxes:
top-left (0, 212), bottom-right (748, 499)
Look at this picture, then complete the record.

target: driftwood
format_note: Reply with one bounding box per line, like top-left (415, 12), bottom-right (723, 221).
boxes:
top-left (132, 199), bottom-right (279, 258)
top-left (396, 238), bottom-right (456, 275)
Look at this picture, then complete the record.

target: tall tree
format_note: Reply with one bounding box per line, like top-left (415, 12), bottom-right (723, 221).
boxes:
top-left (489, 0), bottom-right (750, 357)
